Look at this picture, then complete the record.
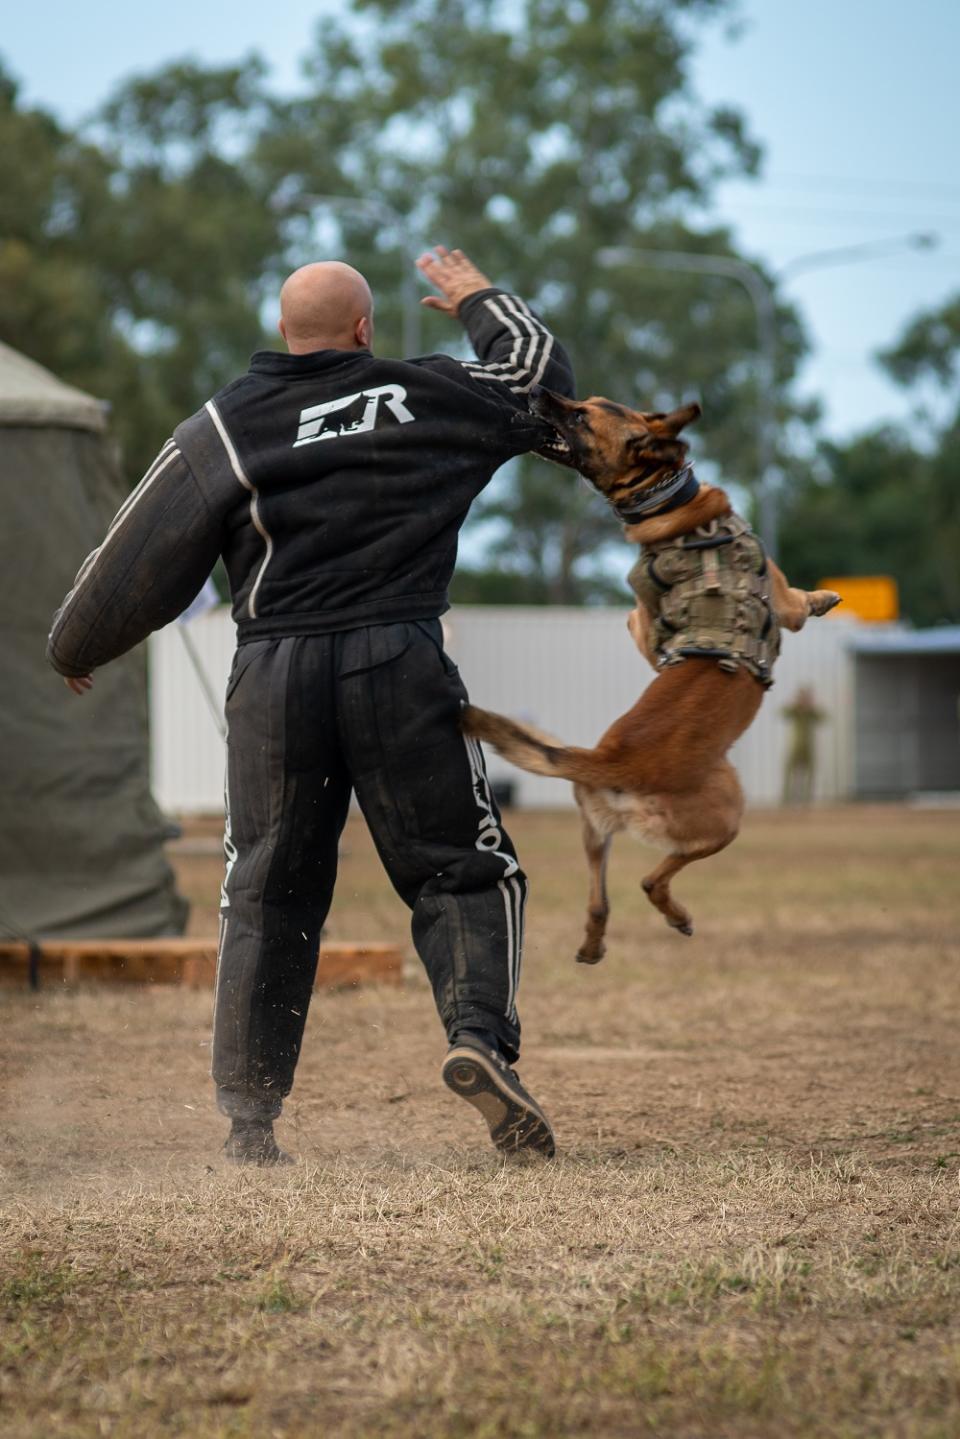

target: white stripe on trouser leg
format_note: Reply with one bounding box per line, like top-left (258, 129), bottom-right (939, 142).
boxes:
top-left (502, 874), bottom-right (525, 1023)
top-left (212, 915), bottom-right (228, 1048)
top-left (509, 873), bottom-right (525, 1022)
top-left (462, 735), bottom-right (523, 1025)
top-left (498, 879), bottom-right (515, 1019)
top-left (472, 740), bottom-right (525, 1015)
top-left (213, 746), bottom-right (236, 1034)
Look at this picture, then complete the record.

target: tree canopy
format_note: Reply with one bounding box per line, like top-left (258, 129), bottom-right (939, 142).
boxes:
top-left (0, 1), bottom-right (810, 595)
top-left (0, 7), bottom-right (953, 622)
top-left (266, 0), bottom-right (807, 600)
top-left (778, 292), bottom-right (960, 628)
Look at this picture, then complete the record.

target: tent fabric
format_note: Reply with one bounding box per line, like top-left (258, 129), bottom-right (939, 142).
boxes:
top-left (0, 341), bottom-right (106, 432)
top-left (0, 350), bottom-right (187, 940)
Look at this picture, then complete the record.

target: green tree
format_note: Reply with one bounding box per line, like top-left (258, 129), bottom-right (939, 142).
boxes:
top-left (0, 64), bottom-right (131, 403)
top-left (89, 58), bottom-right (286, 475)
top-left (2, 2), bottom-right (810, 588)
top-left (777, 429), bottom-right (950, 626)
top-left (879, 295), bottom-right (960, 395)
top-left (778, 292), bottom-right (960, 627)
top-left (262, 0), bottom-right (809, 602)
top-left (878, 294), bottom-right (960, 621)
top-left (0, 58), bottom-right (287, 480)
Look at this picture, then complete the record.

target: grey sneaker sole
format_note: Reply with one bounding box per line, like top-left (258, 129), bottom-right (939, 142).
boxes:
top-left (223, 1127), bottom-right (296, 1167)
top-left (442, 1046), bottom-right (556, 1158)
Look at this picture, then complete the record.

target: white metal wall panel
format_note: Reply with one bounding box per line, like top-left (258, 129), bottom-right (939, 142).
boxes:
top-left (447, 608), bottom-right (856, 808)
top-left (149, 612), bottom-right (232, 813)
top-left (149, 606), bottom-right (858, 814)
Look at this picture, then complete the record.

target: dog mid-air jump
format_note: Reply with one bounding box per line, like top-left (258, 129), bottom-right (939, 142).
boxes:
top-left (462, 388), bottom-right (840, 960)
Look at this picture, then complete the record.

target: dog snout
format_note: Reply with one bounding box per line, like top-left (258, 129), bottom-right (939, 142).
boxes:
top-left (529, 385), bottom-right (548, 416)
top-left (529, 385), bottom-right (568, 419)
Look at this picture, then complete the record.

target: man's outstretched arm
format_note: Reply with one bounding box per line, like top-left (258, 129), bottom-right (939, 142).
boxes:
top-left (416, 246), bottom-right (575, 400)
top-left (47, 439), bottom-right (225, 691)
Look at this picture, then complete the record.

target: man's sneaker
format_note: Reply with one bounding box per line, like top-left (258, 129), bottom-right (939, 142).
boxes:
top-left (223, 1119), bottom-right (295, 1167)
top-left (442, 1036), bottom-right (555, 1158)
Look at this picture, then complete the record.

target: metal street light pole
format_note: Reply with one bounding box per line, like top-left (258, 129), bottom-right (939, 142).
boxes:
top-left (599, 245), bottom-right (779, 552)
top-left (778, 231), bottom-right (938, 283)
top-left (598, 231), bottom-right (938, 558)
top-left (297, 193), bottom-right (422, 357)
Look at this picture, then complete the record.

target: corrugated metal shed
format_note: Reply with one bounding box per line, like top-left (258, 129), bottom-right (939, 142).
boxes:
top-left (849, 626), bottom-right (960, 655)
top-left (847, 626), bottom-right (960, 796)
top-left (149, 606), bottom-right (859, 813)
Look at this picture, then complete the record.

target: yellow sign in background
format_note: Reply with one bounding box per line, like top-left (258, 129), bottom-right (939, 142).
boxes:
top-left (817, 575), bottom-right (899, 623)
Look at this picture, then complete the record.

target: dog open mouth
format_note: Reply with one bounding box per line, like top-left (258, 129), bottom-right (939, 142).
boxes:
top-left (536, 428), bottom-right (575, 467)
top-left (529, 386), bottom-right (579, 469)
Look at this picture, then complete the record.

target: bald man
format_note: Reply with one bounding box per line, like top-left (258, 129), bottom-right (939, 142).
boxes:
top-left (48, 247), bottom-right (575, 1165)
top-left (278, 260), bottom-right (374, 351)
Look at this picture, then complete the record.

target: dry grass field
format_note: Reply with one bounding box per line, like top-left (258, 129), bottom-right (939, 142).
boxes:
top-left (2, 804), bottom-right (960, 1438)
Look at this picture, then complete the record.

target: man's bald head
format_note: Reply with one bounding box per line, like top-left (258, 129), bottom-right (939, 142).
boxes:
top-left (278, 261), bottom-right (374, 354)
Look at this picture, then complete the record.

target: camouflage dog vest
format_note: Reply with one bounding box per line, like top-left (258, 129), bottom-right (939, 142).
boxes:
top-left (628, 513), bottom-right (780, 687)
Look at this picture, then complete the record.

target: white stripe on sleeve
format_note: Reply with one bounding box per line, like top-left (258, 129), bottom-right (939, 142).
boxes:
top-left (53, 443), bottom-right (181, 628)
top-left (205, 399), bottom-right (274, 620)
top-left (460, 294), bottom-right (553, 394)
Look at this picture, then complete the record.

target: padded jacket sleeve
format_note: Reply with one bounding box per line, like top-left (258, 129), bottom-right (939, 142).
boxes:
top-left (46, 438), bottom-right (226, 677)
top-left (454, 287), bottom-right (576, 401)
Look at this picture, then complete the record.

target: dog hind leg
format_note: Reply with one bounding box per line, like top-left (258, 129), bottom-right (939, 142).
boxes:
top-left (640, 763), bottom-right (743, 936)
top-left (574, 786), bottom-right (613, 966)
top-left (641, 839), bottom-right (732, 936)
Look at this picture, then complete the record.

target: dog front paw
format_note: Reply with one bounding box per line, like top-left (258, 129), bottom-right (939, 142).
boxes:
top-left (809, 590), bottom-right (842, 617)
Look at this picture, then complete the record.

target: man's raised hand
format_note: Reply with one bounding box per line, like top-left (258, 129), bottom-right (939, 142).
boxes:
top-left (416, 246), bottom-right (493, 318)
top-left (65, 675), bottom-right (94, 696)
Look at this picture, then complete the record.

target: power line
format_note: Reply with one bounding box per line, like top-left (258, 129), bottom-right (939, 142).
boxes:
top-left (724, 201), bottom-right (960, 229)
top-left (764, 171), bottom-right (960, 201)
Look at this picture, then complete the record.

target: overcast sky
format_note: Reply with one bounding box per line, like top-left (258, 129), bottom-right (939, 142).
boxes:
top-left (3, 0), bottom-right (958, 440)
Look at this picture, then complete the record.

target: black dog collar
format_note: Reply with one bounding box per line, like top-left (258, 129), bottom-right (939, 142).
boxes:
top-left (613, 465), bottom-right (699, 524)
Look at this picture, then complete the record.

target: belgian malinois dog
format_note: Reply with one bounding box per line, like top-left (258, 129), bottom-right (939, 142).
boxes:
top-left (462, 388), bottom-right (839, 960)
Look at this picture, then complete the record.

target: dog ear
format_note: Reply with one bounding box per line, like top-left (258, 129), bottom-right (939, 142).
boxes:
top-left (627, 432), bottom-right (684, 463)
top-left (660, 401), bottom-right (701, 435)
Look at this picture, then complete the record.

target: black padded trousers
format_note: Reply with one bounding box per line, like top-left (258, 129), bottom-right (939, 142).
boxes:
top-left (212, 620), bottom-right (527, 1121)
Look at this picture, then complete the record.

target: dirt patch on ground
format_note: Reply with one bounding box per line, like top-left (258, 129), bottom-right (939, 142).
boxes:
top-left (2, 806), bottom-right (959, 1436)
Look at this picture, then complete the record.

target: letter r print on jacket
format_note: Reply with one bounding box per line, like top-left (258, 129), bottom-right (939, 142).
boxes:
top-left (293, 384), bottom-right (416, 446)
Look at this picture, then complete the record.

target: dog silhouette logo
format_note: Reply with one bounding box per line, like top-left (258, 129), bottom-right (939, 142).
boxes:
top-left (293, 385), bottom-right (416, 446)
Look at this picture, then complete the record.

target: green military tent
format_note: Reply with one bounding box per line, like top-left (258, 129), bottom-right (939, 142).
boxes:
top-left (0, 341), bottom-right (187, 940)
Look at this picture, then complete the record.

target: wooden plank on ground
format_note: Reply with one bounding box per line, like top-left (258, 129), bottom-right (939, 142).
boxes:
top-left (0, 940), bottom-right (403, 990)
top-left (319, 944), bottom-right (403, 990)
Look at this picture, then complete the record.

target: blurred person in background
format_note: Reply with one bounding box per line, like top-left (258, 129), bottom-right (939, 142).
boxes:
top-left (781, 685), bottom-right (827, 805)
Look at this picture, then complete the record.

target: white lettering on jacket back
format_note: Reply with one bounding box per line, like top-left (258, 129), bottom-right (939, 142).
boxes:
top-left (293, 385), bottom-right (416, 447)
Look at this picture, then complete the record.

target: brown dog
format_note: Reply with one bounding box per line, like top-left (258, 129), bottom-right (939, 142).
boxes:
top-left (462, 388), bottom-right (840, 959)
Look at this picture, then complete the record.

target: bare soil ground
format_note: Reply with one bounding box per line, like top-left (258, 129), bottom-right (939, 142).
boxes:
top-left (2, 805), bottom-right (960, 1437)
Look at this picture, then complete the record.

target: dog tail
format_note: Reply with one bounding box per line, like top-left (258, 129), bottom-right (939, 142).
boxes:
top-left (462, 705), bottom-right (616, 787)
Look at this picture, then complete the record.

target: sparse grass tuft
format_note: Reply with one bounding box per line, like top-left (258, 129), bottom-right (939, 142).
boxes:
top-left (254, 1271), bottom-right (305, 1314)
top-left (1, 1256), bottom-right (75, 1309)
